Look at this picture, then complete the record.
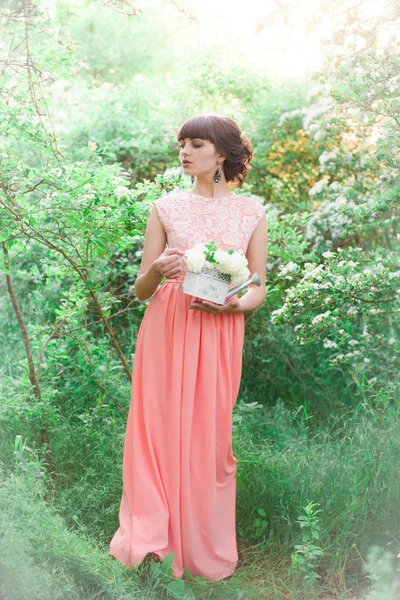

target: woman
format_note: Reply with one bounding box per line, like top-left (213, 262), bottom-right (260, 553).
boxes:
top-left (109, 114), bottom-right (268, 582)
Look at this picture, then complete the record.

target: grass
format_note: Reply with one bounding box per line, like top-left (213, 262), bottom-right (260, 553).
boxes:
top-left (1, 392), bottom-right (399, 599)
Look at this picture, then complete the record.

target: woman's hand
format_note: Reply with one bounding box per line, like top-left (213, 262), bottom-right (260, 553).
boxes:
top-left (153, 247), bottom-right (185, 279)
top-left (188, 296), bottom-right (243, 315)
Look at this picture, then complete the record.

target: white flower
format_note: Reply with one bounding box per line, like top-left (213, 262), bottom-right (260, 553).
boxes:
top-left (114, 186), bottom-right (131, 199)
top-left (214, 249), bottom-right (227, 265)
top-left (311, 310), bottom-right (331, 324)
top-left (322, 251), bottom-right (335, 259)
top-left (163, 166), bottom-right (182, 180)
top-left (185, 244), bottom-right (207, 273)
top-left (88, 141), bottom-right (97, 151)
top-left (279, 261), bottom-right (299, 276)
top-left (323, 338), bottom-right (338, 348)
top-left (214, 249), bottom-right (248, 278)
top-left (388, 270), bottom-right (400, 280)
top-left (271, 305), bottom-right (287, 319)
top-left (308, 179), bottom-right (328, 196)
top-left (231, 267), bottom-right (250, 285)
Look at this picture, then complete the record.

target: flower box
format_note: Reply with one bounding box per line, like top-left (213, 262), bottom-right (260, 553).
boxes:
top-left (181, 241), bottom-right (251, 305)
top-left (182, 264), bottom-right (231, 305)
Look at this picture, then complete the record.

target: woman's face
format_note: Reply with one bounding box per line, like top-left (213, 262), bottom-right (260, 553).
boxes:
top-left (179, 138), bottom-right (224, 178)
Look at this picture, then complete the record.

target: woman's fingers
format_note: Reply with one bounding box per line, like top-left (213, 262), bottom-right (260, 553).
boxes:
top-left (164, 260), bottom-right (184, 277)
top-left (189, 298), bottom-right (241, 314)
top-left (189, 300), bottom-right (219, 313)
top-left (158, 250), bottom-right (184, 277)
top-left (165, 269), bottom-right (181, 278)
top-left (164, 247), bottom-right (185, 256)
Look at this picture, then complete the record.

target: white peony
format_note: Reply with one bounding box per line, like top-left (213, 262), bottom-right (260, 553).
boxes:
top-left (231, 267), bottom-right (250, 286)
top-left (214, 249), bottom-right (228, 267)
top-left (185, 244), bottom-right (207, 273)
top-left (214, 250), bottom-right (248, 276)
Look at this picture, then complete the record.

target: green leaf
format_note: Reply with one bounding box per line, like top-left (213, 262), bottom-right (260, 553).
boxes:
top-left (160, 551), bottom-right (175, 573)
top-left (136, 192), bottom-right (148, 202)
top-left (166, 579), bottom-right (188, 598)
top-left (183, 568), bottom-right (195, 581)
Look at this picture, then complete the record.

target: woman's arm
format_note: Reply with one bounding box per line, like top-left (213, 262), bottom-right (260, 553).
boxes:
top-left (237, 213), bottom-right (268, 312)
top-left (134, 205), bottom-right (184, 301)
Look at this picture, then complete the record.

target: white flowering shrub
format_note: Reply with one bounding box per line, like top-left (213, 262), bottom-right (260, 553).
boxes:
top-left (305, 196), bottom-right (358, 249)
top-left (269, 245), bottom-right (399, 385)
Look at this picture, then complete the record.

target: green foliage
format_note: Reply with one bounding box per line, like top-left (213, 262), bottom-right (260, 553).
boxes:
top-left (290, 501), bottom-right (324, 587)
top-left (70, 0), bottom-right (183, 84)
top-left (232, 395), bottom-right (400, 594)
top-left (0, 440), bottom-right (147, 600)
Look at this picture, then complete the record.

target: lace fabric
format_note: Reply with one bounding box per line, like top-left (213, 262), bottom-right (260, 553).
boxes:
top-left (153, 190), bottom-right (266, 273)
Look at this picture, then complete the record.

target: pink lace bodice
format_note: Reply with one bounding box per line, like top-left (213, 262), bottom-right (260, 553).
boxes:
top-left (153, 190), bottom-right (266, 274)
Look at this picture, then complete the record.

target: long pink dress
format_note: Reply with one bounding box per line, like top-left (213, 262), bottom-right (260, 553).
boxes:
top-left (109, 190), bottom-right (266, 582)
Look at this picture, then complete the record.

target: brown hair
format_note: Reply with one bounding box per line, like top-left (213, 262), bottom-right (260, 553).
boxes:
top-left (176, 114), bottom-right (253, 187)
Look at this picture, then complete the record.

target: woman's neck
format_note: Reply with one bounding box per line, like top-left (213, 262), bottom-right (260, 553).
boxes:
top-left (191, 179), bottom-right (232, 199)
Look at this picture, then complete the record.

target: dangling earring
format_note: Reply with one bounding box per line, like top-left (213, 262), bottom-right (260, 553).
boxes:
top-left (213, 160), bottom-right (222, 183)
top-left (190, 176), bottom-right (195, 184)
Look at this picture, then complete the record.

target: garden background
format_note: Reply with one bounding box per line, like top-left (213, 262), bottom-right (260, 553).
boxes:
top-left (0, 0), bottom-right (399, 598)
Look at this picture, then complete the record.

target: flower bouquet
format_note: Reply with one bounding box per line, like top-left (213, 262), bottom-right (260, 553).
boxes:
top-left (181, 241), bottom-right (252, 305)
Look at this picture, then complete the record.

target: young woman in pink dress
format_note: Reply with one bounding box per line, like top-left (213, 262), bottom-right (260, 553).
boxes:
top-left (109, 114), bottom-right (268, 582)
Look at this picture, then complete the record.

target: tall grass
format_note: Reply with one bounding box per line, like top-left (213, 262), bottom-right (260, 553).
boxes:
top-left (2, 380), bottom-right (399, 598)
top-left (233, 393), bottom-right (400, 590)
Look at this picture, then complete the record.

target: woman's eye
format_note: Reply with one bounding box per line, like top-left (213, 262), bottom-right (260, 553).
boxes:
top-left (179, 142), bottom-right (202, 149)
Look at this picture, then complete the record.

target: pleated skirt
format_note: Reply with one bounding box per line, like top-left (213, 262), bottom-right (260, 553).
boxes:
top-left (109, 277), bottom-right (245, 581)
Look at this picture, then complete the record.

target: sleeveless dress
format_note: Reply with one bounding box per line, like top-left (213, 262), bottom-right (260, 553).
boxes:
top-left (109, 190), bottom-right (266, 582)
